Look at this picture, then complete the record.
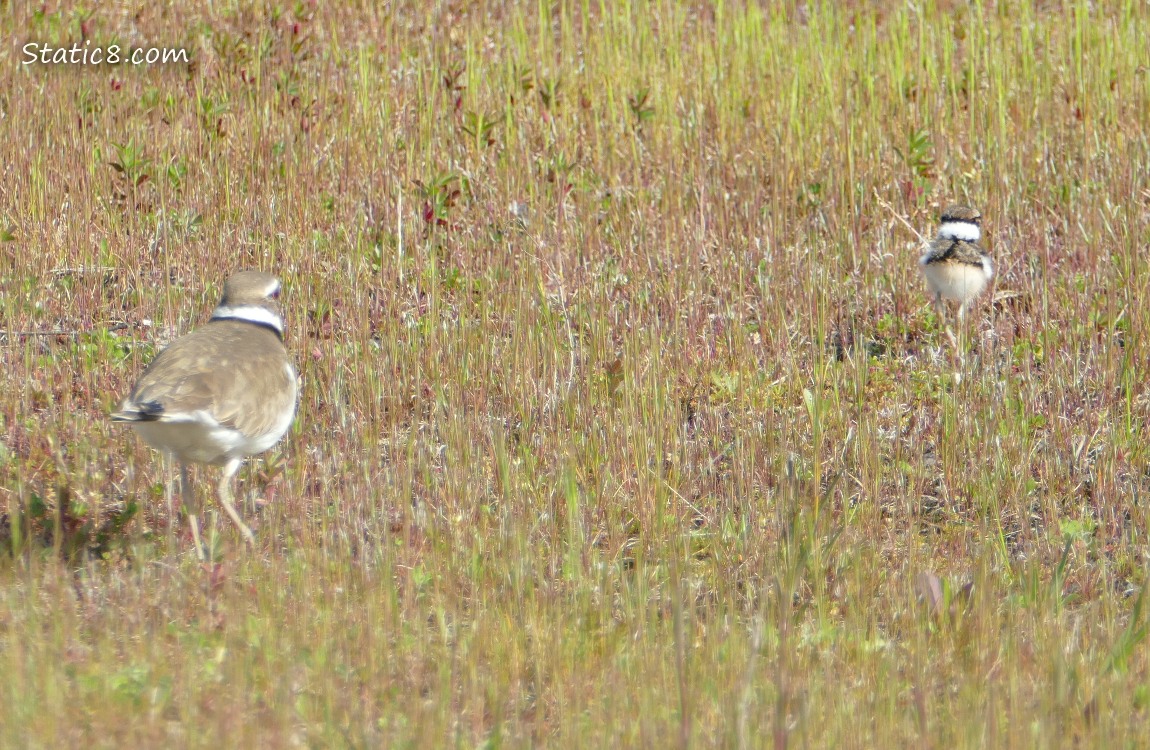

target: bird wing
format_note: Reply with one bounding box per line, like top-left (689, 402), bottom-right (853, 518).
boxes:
top-left (115, 324), bottom-right (297, 439)
top-left (209, 350), bottom-right (298, 439)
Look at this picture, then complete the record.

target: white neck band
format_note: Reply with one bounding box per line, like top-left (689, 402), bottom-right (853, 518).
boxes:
top-left (938, 221), bottom-right (980, 242)
top-left (211, 305), bottom-right (284, 335)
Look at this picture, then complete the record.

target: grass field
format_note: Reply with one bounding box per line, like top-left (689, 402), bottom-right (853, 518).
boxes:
top-left (1, 0), bottom-right (1148, 746)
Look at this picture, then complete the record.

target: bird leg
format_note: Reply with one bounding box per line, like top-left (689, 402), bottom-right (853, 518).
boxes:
top-left (217, 458), bottom-right (256, 546)
top-left (934, 293), bottom-right (948, 328)
top-left (164, 454), bottom-right (176, 534)
top-left (180, 462), bottom-right (206, 561)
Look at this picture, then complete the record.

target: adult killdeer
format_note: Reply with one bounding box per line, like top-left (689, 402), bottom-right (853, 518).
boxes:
top-left (918, 204), bottom-right (994, 323)
top-left (112, 271), bottom-right (297, 556)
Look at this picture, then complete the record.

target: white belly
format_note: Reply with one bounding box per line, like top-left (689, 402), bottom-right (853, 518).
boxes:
top-left (921, 261), bottom-right (990, 303)
top-left (132, 415), bottom-right (288, 466)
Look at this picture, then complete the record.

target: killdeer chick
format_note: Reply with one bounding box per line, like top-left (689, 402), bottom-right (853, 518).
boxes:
top-left (918, 204), bottom-right (994, 323)
top-left (112, 271), bottom-right (297, 557)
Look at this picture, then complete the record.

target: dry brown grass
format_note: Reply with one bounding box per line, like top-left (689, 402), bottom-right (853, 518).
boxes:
top-left (1, 1), bottom-right (1148, 746)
